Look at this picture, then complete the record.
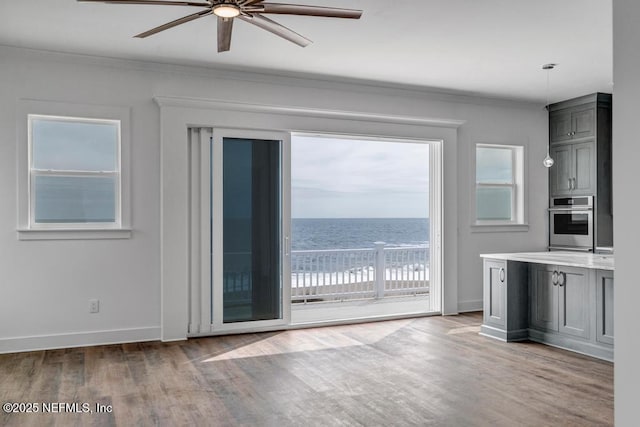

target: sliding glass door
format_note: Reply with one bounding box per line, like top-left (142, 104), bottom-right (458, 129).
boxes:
top-left (189, 128), bottom-right (440, 335)
top-left (211, 130), bottom-right (291, 331)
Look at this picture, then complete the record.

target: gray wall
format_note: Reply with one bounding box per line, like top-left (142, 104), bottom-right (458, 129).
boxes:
top-left (0, 45), bottom-right (548, 352)
top-left (612, 1), bottom-right (638, 425)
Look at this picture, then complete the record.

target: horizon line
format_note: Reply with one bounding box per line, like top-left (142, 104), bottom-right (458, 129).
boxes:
top-left (292, 217), bottom-right (429, 220)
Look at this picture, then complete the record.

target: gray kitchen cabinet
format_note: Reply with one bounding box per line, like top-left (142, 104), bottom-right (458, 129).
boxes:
top-left (572, 141), bottom-right (595, 194)
top-left (550, 105), bottom-right (595, 144)
top-left (558, 266), bottom-right (590, 339)
top-left (480, 259), bottom-right (528, 341)
top-left (549, 141), bottom-right (595, 196)
top-left (483, 260), bottom-right (506, 330)
top-left (529, 264), bottom-right (590, 339)
top-left (596, 270), bottom-right (614, 345)
top-left (549, 109), bottom-right (573, 143)
top-left (549, 144), bottom-right (572, 196)
top-left (529, 264), bottom-right (558, 331)
top-left (481, 254), bottom-right (614, 361)
top-left (547, 93), bottom-right (611, 208)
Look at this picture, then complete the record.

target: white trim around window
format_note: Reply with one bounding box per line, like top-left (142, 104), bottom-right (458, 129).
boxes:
top-left (16, 100), bottom-right (132, 240)
top-left (471, 143), bottom-right (528, 232)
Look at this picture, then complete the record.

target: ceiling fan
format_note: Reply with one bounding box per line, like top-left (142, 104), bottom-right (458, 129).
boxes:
top-left (78, 0), bottom-right (363, 52)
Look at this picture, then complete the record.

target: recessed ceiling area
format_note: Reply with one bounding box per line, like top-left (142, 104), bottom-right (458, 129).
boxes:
top-left (0, 0), bottom-right (612, 103)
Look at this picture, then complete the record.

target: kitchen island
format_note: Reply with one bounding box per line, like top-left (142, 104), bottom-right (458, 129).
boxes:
top-left (480, 251), bottom-right (614, 361)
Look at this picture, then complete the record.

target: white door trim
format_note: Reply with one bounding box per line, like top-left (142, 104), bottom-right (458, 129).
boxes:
top-left (157, 97), bottom-right (460, 341)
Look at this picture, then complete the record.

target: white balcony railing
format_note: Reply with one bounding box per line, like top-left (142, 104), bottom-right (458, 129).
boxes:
top-left (222, 243), bottom-right (429, 305)
top-left (291, 242), bottom-right (429, 303)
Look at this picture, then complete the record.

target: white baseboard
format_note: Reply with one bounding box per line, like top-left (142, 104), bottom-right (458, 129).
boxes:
top-left (458, 299), bottom-right (482, 313)
top-left (0, 327), bottom-right (161, 354)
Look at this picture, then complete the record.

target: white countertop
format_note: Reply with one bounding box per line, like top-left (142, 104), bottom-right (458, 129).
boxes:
top-left (480, 251), bottom-right (614, 271)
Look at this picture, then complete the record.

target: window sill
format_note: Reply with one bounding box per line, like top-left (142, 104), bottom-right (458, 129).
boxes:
top-left (470, 223), bottom-right (529, 233)
top-left (17, 228), bottom-right (132, 241)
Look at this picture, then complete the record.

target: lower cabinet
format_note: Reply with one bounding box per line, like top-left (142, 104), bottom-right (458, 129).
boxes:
top-left (529, 264), bottom-right (590, 339)
top-left (483, 260), bottom-right (507, 330)
top-left (481, 259), bottom-right (614, 361)
top-left (480, 259), bottom-right (528, 341)
top-left (527, 264), bottom-right (613, 361)
top-left (596, 270), bottom-right (614, 345)
top-left (529, 264), bottom-right (559, 331)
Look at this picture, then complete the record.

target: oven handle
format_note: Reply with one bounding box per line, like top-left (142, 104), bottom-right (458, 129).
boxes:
top-left (548, 207), bottom-right (593, 212)
top-left (548, 246), bottom-right (593, 252)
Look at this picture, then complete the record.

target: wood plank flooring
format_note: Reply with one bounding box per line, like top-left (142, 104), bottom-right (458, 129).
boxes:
top-left (0, 312), bottom-right (613, 426)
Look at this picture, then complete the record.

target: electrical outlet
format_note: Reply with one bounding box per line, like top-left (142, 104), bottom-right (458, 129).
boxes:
top-left (89, 299), bottom-right (100, 314)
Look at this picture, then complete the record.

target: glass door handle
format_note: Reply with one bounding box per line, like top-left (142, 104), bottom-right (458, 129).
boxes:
top-left (285, 236), bottom-right (290, 256)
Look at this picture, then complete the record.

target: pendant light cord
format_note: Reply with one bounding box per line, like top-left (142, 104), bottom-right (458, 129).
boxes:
top-left (542, 63), bottom-right (557, 167)
top-left (546, 67), bottom-right (550, 158)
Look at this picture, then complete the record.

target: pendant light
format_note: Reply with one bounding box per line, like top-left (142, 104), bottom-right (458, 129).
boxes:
top-left (542, 63), bottom-right (557, 168)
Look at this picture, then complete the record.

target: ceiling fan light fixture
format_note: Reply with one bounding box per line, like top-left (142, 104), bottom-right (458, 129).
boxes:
top-left (213, 4), bottom-right (240, 18)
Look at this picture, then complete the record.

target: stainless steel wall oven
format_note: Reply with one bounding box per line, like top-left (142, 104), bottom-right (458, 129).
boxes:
top-left (549, 196), bottom-right (593, 251)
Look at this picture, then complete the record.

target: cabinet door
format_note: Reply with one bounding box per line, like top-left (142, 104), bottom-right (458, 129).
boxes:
top-left (571, 141), bottom-right (595, 195)
top-left (549, 145), bottom-right (572, 196)
top-left (557, 267), bottom-right (590, 339)
top-left (483, 260), bottom-right (506, 329)
top-left (530, 264), bottom-right (558, 331)
top-left (572, 107), bottom-right (595, 140)
top-left (596, 270), bottom-right (614, 345)
top-left (550, 110), bottom-right (573, 143)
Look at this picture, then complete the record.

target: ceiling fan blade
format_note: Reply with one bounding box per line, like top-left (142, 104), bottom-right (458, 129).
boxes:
top-left (134, 9), bottom-right (212, 38)
top-left (238, 0), bottom-right (264, 5)
top-left (258, 3), bottom-right (362, 19)
top-left (217, 17), bottom-right (234, 52)
top-left (78, 0), bottom-right (211, 6)
top-left (238, 13), bottom-right (311, 47)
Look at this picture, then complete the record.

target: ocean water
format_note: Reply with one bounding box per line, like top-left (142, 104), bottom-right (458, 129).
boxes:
top-left (292, 218), bottom-right (429, 251)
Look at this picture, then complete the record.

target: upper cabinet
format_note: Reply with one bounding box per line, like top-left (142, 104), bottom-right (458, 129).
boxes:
top-left (547, 93), bottom-right (612, 198)
top-left (549, 141), bottom-right (595, 196)
top-left (550, 105), bottom-right (595, 143)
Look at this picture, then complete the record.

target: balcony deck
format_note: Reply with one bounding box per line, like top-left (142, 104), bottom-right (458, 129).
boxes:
top-left (291, 293), bottom-right (433, 325)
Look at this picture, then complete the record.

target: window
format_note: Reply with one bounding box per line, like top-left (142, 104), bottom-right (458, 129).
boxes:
top-left (475, 144), bottom-right (525, 225)
top-left (29, 115), bottom-right (121, 227)
top-left (17, 100), bottom-right (131, 240)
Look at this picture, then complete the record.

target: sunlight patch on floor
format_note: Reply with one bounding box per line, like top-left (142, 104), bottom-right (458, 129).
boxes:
top-left (202, 319), bottom-right (413, 362)
top-left (447, 325), bottom-right (481, 335)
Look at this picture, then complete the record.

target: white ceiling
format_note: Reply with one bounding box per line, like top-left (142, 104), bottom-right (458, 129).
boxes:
top-left (0, 0), bottom-right (612, 103)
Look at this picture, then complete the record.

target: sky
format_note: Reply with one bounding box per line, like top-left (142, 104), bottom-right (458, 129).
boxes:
top-left (291, 135), bottom-right (430, 219)
top-left (476, 146), bottom-right (513, 183)
top-left (32, 118), bottom-right (118, 171)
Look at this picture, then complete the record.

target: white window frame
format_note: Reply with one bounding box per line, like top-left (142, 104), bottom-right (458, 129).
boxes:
top-left (472, 143), bottom-right (527, 231)
top-left (28, 114), bottom-right (122, 230)
top-left (17, 100), bottom-right (131, 240)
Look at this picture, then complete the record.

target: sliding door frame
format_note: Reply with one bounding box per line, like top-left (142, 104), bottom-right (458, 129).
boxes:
top-left (208, 128), bottom-right (291, 333)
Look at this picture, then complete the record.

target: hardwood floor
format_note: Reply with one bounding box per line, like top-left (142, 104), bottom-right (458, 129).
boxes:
top-left (0, 312), bottom-right (613, 426)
